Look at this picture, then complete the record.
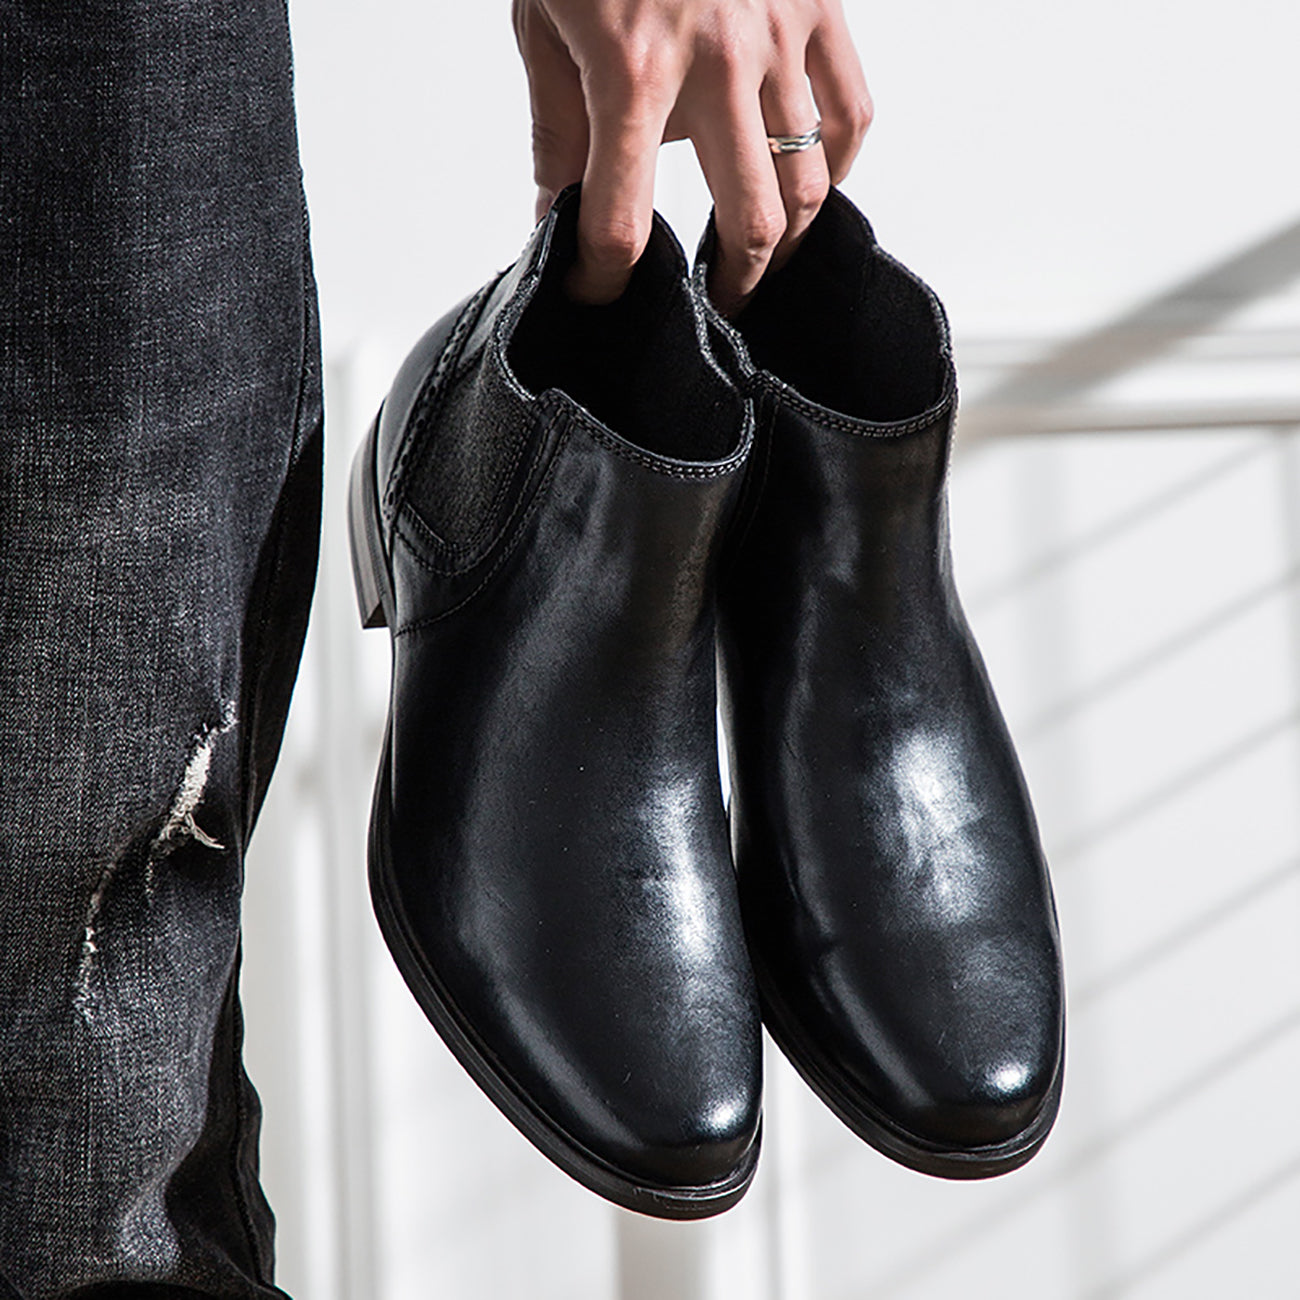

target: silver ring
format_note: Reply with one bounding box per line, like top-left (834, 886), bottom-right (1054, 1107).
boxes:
top-left (767, 124), bottom-right (822, 155)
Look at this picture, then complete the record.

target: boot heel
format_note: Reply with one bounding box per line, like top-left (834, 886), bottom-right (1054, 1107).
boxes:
top-left (348, 412), bottom-right (391, 630)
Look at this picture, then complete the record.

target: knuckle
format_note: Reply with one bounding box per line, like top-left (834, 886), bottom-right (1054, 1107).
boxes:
top-left (845, 93), bottom-right (875, 139)
top-left (597, 30), bottom-right (668, 93)
top-left (787, 171), bottom-right (830, 222)
top-left (734, 207), bottom-right (787, 263)
top-left (695, 23), bottom-right (758, 77)
top-left (584, 214), bottom-right (649, 269)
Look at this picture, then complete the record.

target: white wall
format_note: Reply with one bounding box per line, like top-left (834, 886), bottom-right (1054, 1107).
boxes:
top-left (286, 0), bottom-right (1300, 343)
top-left (241, 3), bottom-right (1300, 1296)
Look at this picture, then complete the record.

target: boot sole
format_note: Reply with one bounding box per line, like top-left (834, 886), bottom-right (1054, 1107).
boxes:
top-left (347, 414), bottom-right (761, 1219)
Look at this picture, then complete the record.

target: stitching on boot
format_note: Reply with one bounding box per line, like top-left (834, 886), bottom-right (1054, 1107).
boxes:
top-left (385, 280), bottom-right (497, 519)
top-left (567, 410), bottom-right (748, 479)
top-left (755, 369), bottom-right (957, 438)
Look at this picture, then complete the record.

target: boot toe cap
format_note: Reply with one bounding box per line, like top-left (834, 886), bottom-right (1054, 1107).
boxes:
top-left (898, 1052), bottom-right (1058, 1150)
top-left (608, 1086), bottom-right (762, 1191)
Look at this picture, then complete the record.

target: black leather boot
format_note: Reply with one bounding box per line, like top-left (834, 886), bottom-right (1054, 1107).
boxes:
top-left (348, 188), bottom-right (762, 1218)
top-left (698, 190), bottom-right (1064, 1178)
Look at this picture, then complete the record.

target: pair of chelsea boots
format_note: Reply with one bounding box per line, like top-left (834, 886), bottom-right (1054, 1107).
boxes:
top-left (347, 185), bottom-right (1064, 1219)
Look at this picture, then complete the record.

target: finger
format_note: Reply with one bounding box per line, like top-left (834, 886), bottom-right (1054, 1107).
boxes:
top-left (514, 2), bottom-right (589, 221)
top-left (807, 7), bottom-right (874, 186)
top-left (759, 64), bottom-right (831, 269)
top-left (690, 84), bottom-right (787, 317)
top-left (571, 54), bottom-right (674, 304)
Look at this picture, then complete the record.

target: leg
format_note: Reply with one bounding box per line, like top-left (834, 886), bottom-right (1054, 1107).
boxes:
top-left (0, 1), bottom-right (321, 1293)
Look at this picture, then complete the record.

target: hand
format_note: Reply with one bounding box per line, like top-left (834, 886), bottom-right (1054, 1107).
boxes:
top-left (512, 0), bottom-right (872, 314)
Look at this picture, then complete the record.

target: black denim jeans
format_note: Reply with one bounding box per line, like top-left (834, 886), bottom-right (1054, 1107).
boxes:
top-left (0, 2), bottom-right (321, 1295)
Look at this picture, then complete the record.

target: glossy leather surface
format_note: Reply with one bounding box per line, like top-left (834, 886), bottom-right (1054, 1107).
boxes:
top-left (356, 188), bottom-right (762, 1216)
top-left (705, 191), bottom-right (1064, 1175)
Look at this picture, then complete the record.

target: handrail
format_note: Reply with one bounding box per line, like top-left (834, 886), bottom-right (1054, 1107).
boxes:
top-left (958, 401), bottom-right (1300, 442)
top-left (954, 213), bottom-right (1300, 446)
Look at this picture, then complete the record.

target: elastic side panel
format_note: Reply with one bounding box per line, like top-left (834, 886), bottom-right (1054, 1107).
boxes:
top-left (402, 341), bottom-right (537, 560)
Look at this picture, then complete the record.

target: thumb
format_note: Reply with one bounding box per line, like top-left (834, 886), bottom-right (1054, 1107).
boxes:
top-left (514, 2), bottom-right (589, 221)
